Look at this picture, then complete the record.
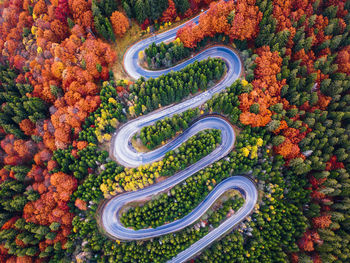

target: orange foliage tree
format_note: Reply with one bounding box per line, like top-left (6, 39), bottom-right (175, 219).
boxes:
top-left (1, 135), bottom-right (38, 165)
top-left (68, 0), bottom-right (93, 29)
top-left (177, 0), bottom-right (261, 48)
top-left (336, 45), bottom-right (350, 75)
top-left (298, 230), bottom-right (321, 252)
top-left (229, 0), bottom-right (262, 41)
top-left (33, 0), bottom-right (47, 16)
top-left (19, 119), bottom-right (36, 136)
top-left (312, 215), bottom-right (332, 229)
top-left (110, 11), bottom-right (130, 38)
top-left (161, 0), bottom-right (177, 22)
top-left (177, 0), bottom-right (235, 48)
top-left (239, 46), bottom-right (283, 127)
top-left (239, 46), bottom-right (309, 160)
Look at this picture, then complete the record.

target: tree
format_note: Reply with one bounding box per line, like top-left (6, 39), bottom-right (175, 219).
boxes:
top-left (336, 46), bottom-right (350, 75)
top-left (110, 11), bottom-right (130, 38)
top-left (229, 0), bottom-right (263, 41)
top-left (33, 0), bottom-right (47, 16)
top-left (135, 0), bottom-right (147, 23)
top-left (176, 23), bottom-right (197, 48)
top-left (272, 135), bottom-right (285, 146)
top-left (298, 231), bottom-right (319, 252)
top-left (250, 103), bottom-right (260, 114)
top-left (173, 0), bottom-right (189, 15)
top-left (19, 119), bottom-right (35, 136)
top-left (266, 120), bottom-right (281, 132)
top-left (312, 215), bottom-right (332, 229)
top-left (95, 0), bottom-right (118, 17)
top-left (69, 0), bottom-right (92, 28)
top-left (94, 14), bottom-right (116, 41)
top-left (123, 1), bottom-right (132, 17)
top-left (161, 0), bottom-right (177, 22)
top-left (148, 0), bottom-right (168, 21)
top-left (55, 0), bottom-right (70, 22)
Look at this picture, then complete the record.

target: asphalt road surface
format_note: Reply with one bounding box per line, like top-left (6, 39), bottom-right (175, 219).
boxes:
top-left (101, 12), bottom-right (258, 263)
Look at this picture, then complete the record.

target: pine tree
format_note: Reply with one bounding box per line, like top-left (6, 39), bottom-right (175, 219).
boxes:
top-left (173, 0), bottom-right (189, 15)
top-left (123, 2), bottom-right (132, 18)
top-left (135, 0), bottom-right (147, 23)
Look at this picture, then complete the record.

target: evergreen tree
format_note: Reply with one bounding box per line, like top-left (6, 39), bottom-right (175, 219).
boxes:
top-left (173, 0), bottom-right (189, 15)
top-left (135, 0), bottom-right (147, 23)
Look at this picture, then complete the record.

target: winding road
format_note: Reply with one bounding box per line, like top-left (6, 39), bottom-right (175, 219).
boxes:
top-left (101, 13), bottom-right (258, 263)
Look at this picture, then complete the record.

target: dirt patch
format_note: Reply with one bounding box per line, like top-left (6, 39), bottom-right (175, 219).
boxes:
top-left (131, 137), bottom-right (150, 153)
top-left (155, 176), bottom-right (168, 184)
top-left (99, 139), bottom-right (111, 153)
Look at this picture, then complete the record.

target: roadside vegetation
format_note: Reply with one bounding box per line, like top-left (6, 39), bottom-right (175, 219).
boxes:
top-left (128, 58), bottom-right (225, 116)
top-left (101, 129), bottom-right (221, 194)
top-left (136, 108), bottom-right (200, 150)
top-left (144, 39), bottom-right (191, 69)
top-left (0, 0), bottom-right (349, 262)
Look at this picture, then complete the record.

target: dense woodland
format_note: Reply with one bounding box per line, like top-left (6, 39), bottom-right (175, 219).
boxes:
top-left (144, 39), bottom-right (191, 69)
top-left (0, 0), bottom-right (349, 262)
top-left (137, 108), bottom-right (199, 149)
top-left (121, 129), bottom-right (221, 229)
top-left (128, 57), bottom-right (225, 116)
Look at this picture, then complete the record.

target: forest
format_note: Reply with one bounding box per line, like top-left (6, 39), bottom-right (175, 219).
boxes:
top-left (0, 0), bottom-right (349, 262)
top-left (143, 39), bottom-right (191, 69)
top-left (128, 58), bottom-right (225, 116)
top-left (136, 108), bottom-right (200, 149)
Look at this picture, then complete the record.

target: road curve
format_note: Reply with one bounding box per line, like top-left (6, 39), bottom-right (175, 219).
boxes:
top-left (104, 116), bottom-right (236, 238)
top-left (101, 11), bottom-right (258, 263)
top-left (114, 45), bottom-right (242, 167)
top-left (102, 175), bottom-right (257, 240)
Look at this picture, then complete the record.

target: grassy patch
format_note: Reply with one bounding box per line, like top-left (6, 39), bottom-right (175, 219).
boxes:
top-left (131, 136), bottom-right (150, 153)
top-left (111, 21), bottom-right (142, 80)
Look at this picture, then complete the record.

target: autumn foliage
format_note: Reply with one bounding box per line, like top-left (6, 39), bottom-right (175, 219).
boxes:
top-left (298, 230), bottom-right (321, 252)
top-left (177, 0), bottom-right (262, 48)
top-left (1, 0), bottom-right (116, 150)
top-left (161, 0), bottom-right (177, 23)
top-left (312, 215), bottom-right (332, 229)
top-left (1, 135), bottom-right (37, 165)
top-left (0, 0), bottom-right (117, 259)
top-left (177, 0), bottom-right (234, 48)
top-left (336, 45), bottom-right (350, 75)
top-left (110, 11), bottom-right (130, 38)
top-left (75, 198), bottom-right (87, 210)
top-left (19, 119), bottom-right (36, 136)
top-left (55, 0), bottom-right (70, 22)
top-left (68, 0), bottom-right (93, 29)
top-left (23, 171), bottom-right (77, 247)
top-left (240, 46), bottom-right (284, 127)
top-left (228, 0), bottom-right (262, 41)
top-left (0, 0), bottom-right (349, 261)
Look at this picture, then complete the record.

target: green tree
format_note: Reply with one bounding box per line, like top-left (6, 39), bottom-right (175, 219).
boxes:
top-left (250, 103), bottom-right (260, 114)
top-left (135, 0), bottom-right (147, 23)
top-left (173, 0), bottom-right (189, 14)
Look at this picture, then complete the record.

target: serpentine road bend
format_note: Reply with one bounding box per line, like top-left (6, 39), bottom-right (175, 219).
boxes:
top-left (101, 11), bottom-right (259, 263)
